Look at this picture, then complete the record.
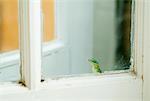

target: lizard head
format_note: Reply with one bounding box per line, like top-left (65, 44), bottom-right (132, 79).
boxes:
top-left (88, 58), bottom-right (99, 65)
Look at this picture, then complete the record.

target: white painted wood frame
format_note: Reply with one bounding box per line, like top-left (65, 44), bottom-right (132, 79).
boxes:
top-left (20, 0), bottom-right (143, 95)
top-left (143, 0), bottom-right (150, 100)
top-left (0, 0), bottom-right (150, 101)
top-left (19, 0), bottom-right (42, 90)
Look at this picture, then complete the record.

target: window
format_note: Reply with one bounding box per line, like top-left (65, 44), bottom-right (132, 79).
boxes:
top-left (42, 0), bottom-right (55, 42)
top-left (0, 0), bottom-right (133, 82)
top-left (0, 0), bottom-right (56, 82)
top-left (0, 0), bottom-right (20, 82)
top-left (42, 0), bottom-right (132, 78)
top-left (0, 0), bottom-right (146, 100)
top-left (0, 0), bottom-right (19, 52)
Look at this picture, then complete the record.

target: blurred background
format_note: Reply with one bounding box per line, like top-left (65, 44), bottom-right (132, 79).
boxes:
top-left (0, 0), bottom-right (132, 81)
top-left (42, 0), bottom-right (132, 77)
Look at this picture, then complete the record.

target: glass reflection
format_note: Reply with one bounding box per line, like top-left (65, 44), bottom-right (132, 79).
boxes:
top-left (0, 0), bottom-right (20, 82)
top-left (42, 0), bottom-right (132, 77)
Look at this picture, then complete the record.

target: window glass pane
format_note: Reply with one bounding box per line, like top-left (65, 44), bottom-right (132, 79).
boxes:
top-left (0, 0), bottom-right (19, 52)
top-left (94, 0), bottom-right (132, 71)
top-left (0, 0), bottom-right (20, 82)
top-left (42, 0), bottom-right (132, 78)
top-left (42, 0), bottom-right (55, 42)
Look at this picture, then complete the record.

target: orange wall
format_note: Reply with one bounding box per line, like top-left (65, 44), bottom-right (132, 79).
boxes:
top-left (42, 0), bottom-right (55, 42)
top-left (0, 0), bottom-right (19, 52)
top-left (0, 0), bottom-right (55, 52)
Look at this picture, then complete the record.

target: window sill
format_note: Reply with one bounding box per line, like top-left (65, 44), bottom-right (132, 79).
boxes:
top-left (41, 72), bottom-right (137, 89)
top-left (0, 83), bottom-right (28, 95)
top-left (0, 73), bottom-right (142, 101)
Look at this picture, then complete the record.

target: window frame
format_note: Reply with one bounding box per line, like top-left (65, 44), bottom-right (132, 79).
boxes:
top-left (0, 0), bottom-right (63, 72)
top-left (20, 0), bottom-right (143, 89)
top-left (0, 0), bottom-right (147, 99)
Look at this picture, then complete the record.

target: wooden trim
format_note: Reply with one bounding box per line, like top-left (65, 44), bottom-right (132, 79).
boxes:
top-left (143, 0), bottom-right (150, 100)
top-left (19, 0), bottom-right (41, 90)
top-left (132, 0), bottom-right (144, 77)
top-left (0, 73), bottom-right (142, 99)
